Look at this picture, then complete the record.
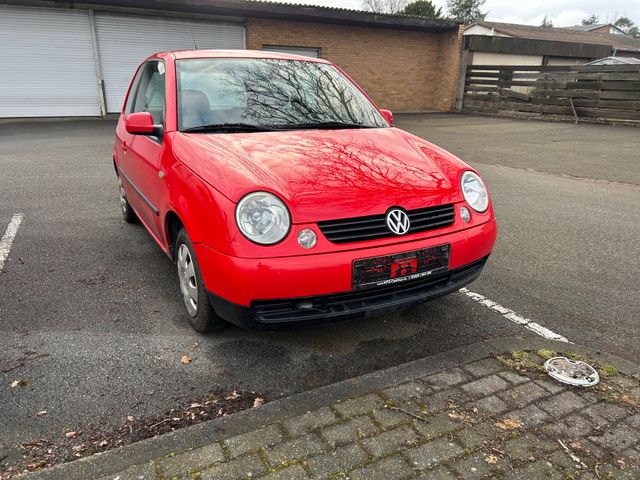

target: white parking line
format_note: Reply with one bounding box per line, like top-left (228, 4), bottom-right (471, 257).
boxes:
top-left (0, 213), bottom-right (24, 272)
top-left (459, 287), bottom-right (570, 343)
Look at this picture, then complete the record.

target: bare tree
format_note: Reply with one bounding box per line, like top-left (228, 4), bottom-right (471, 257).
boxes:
top-left (361, 0), bottom-right (409, 14)
top-left (221, 61), bottom-right (382, 126)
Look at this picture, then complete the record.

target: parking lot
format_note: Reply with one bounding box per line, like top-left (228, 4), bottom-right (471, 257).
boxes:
top-left (1, 113), bottom-right (639, 464)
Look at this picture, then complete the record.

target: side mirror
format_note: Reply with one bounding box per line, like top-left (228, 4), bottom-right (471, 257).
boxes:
top-left (380, 109), bottom-right (394, 126)
top-left (125, 112), bottom-right (163, 137)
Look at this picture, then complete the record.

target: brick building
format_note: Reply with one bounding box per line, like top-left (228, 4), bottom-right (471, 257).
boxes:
top-left (0, 0), bottom-right (462, 118)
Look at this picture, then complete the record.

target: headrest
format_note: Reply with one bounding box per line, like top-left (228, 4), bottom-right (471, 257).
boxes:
top-left (180, 89), bottom-right (210, 116)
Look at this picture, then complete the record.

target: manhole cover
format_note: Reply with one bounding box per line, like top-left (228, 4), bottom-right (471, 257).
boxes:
top-left (544, 357), bottom-right (600, 387)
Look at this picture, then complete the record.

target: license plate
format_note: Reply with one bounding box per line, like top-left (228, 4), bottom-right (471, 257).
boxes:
top-left (352, 244), bottom-right (450, 290)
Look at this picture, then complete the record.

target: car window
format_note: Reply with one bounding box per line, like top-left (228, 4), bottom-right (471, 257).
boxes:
top-left (176, 58), bottom-right (387, 131)
top-left (131, 61), bottom-right (165, 125)
top-left (124, 65), bottom-right (145, 115)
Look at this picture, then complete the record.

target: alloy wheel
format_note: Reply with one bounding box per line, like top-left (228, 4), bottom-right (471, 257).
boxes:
top-left (118, 177), bottom-right (128, 215)
top-left (177, 244), bottom-right (198, 317)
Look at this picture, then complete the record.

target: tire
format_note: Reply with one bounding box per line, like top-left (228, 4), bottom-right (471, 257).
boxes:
top-left (175, 229), bottom-right (226, 332)
top-left (117, 175), bottom-right (139, 223)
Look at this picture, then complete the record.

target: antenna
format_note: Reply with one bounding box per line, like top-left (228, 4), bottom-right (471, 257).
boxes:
top-left (189, 23), bottom-right (199, 50)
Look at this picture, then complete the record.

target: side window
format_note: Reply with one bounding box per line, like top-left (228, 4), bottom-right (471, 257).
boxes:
top-left (131, 61), bottom-right (166, 125)
top-left (124, 64), bottom-right (145, 115)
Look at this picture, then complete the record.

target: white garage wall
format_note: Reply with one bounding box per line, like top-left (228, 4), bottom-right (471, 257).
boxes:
top-left (471, 52), bottom-right (543, 66)
top-left (0, 5), bottom-right (101, 117)
top-left (95, 13), bottom-right (245, 113)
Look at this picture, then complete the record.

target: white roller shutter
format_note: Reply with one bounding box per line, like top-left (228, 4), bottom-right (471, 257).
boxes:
top-left (95, 13), bottom-right (245, 113)
top-left (0, 5), bottom-right (100, 117)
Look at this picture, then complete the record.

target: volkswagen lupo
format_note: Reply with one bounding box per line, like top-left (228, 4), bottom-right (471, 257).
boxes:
top-left (114, 50), bottom-right (496, 332)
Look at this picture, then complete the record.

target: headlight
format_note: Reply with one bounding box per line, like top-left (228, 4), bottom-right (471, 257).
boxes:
top-left (461, 171), bottom-right (489, 213)
top-left (235, 191), bottom-right (291, 245)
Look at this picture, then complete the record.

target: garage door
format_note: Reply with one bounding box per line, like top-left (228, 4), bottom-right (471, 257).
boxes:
top-left (0, 5), bottom-right (100, 117)
top-left (95, 13), bottom-right (245, 113)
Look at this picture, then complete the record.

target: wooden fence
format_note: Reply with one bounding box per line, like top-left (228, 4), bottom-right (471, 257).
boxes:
top-left (462, 63), bottom-right (640, 124)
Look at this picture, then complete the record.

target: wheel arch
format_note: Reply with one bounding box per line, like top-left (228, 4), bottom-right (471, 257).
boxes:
top-left (165, 210), bottom-right (185, 261)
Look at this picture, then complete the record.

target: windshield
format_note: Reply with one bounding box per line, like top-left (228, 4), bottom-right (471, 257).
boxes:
top-left (176, 58), bottom-right (388, 132)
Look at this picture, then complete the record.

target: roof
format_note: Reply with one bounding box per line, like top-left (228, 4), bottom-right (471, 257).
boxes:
top-left (567, 23), bottom-right (622, 33)
top-left (168, 49), bottom-right (329, 62)
top-left (52, 0), bottom-right (460, 32)
top-left (585, 56), bottom-right (640, 65)
top-left (469, 21), bottom-right (640, 52)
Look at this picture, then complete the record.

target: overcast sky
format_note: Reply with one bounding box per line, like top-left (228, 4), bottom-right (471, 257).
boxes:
top-left (268, 0), bottom-right (640, 27)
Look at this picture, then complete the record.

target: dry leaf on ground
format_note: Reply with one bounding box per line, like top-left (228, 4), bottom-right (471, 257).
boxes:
top-left (180, 355), bottom-right (192, 365)
top-left (485, 454), bottom-right (499, 464)
top-left (252, 397), bottom-right (264, 408)
top-left (621, 395), bottom-right (636, 406)
top-left (495, 418), bottom-right (523, 430)
top-left (226, 390), bottom-right (241, 401)
top-left (65, 431), bottom-right (81, 439)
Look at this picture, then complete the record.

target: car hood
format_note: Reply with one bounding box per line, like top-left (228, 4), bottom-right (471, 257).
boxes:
top-left (172, 127), bottom-right (468, 223)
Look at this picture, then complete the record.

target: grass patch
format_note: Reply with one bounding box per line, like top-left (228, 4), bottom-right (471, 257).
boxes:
top-left (536, 349), bottom-right (556, 360)
top-left (566, 352), bottom-right (587, 362)
top-left (600, 365), bottom-right (619, 378)
top-left (498, 350), bottom-right (547, 374)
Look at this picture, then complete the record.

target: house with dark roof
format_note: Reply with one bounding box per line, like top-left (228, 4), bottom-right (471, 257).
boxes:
top-left (567, 23), bottom-right (627, 36)
top-left (0, 0), bottom-right (462, 117)
top-left (464, 21), bottom-right (640, 68)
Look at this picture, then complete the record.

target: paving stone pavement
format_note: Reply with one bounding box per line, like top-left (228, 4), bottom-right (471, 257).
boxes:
top-left (22, 343), bottom-right (640, 479)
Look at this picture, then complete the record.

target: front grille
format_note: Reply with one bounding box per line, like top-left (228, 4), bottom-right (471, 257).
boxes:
top-left (251, 256), bottom-right (487, 324)
top-left (317, 204), bottom-right (455, 244)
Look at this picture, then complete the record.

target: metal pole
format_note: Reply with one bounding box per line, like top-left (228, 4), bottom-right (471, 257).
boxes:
top-left (87, 9), bottom-right (107, 117)
top-left (569, 97), bottom-right (579, 124)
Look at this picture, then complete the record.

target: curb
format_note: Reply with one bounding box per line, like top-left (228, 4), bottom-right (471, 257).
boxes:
top-left (22, 336), bottom-right (640, 480)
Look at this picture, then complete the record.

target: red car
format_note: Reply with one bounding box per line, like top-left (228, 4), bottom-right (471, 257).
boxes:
top-left (114, 50), bottom-right (496, 332)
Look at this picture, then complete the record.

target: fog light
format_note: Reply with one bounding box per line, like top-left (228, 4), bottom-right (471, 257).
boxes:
top-left (460, 206), bottom-right (471, 223)
top-left (297, 228), bottom-right (317, 249)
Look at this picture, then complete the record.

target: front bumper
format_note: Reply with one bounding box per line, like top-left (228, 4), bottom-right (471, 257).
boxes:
top-left (208, 255), bottom-right (488, 328)
top-left (195, 219), bottom-right (496, 328)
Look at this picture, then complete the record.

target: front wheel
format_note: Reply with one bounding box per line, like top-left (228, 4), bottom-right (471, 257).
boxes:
top-left (175, 229), bottom-right (226, 333)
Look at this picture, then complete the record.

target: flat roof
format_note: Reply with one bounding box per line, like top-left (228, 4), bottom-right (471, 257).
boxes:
top-left (42, 0), bottom-right (460, 32)
top-left (470, 21), bottom-right (640, 53)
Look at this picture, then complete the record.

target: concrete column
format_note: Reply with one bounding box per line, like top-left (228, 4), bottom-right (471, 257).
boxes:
top-left (87, 9), bottom-right (107, 117)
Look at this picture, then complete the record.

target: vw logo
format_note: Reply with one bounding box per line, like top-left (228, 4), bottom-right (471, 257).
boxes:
top-left (386, 208), bottom-right (410, 235)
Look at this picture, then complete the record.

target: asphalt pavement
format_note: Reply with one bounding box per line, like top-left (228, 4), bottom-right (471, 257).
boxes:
top-left (0, 114), bottom-right (638, 465)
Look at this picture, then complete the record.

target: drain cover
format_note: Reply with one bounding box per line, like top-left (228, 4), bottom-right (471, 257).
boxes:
top-left (544, 357), bottom-right (600, 387)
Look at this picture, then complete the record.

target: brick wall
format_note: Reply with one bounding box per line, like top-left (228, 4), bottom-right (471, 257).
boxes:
top-left (433, 25), bottom-right (465, 111)
top-left (245, 18), bottom-right (462, 112)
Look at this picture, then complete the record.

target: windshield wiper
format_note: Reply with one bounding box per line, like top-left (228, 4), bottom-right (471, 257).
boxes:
top-left (282, 121), bottom-right (373, 130)
top-left (181, 123), bottom-right (275, 133)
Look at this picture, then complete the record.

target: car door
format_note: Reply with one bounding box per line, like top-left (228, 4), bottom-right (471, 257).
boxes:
top-left (118, 60), bottom-right (166, 239)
